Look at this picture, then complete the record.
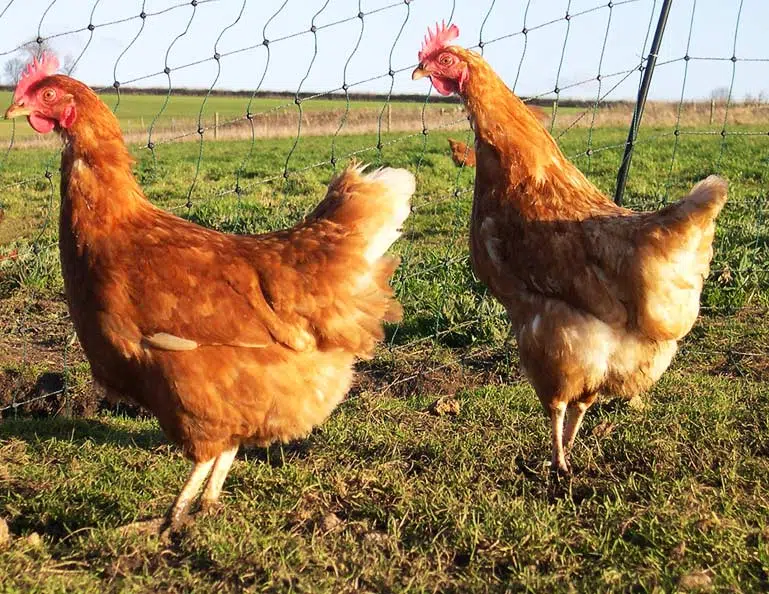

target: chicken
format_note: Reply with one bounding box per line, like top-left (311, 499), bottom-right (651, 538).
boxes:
top-left (412, 23), bottom-right (727, 475)
top-left (5, 54), bottom-right (414, 529)
top-left (448, 106), bottom-right (546, 168)
top-left (448, 138), bottom-right (476, 167)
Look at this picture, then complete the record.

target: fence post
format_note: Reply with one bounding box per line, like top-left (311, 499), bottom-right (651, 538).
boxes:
top-left (709, 99), bottom-right (715, 125)
top-left (614, 0), bottom-right (673, 205)
top-left (214, 112), bottom-right (219, 140)
top-left (386, 103), bottom-right (392, 133)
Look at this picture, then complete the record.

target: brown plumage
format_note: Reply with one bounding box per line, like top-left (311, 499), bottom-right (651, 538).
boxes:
top-left (5, 65), bottom-right (414, 529)
top-left (414, 25), bottom-right (727, 474)
top-left (447, 138), bottom-right (476, 167)
top-left (448, 105), bottom-right (546, 168)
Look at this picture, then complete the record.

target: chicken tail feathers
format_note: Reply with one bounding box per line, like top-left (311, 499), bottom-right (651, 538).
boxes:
top-left (376, 254), bottom-right (403, 323)
top-left (310, 161), bottom-right (415, 264)
top-left (634, 175), bottom-right (727, 341)
top-left (298, 163), bottom-right (413, 357)
top-left (669, 175), bottom-right (728, 228)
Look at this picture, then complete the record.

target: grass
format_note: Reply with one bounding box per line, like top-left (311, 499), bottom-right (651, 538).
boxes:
top-left (0, 90), bottom-right (482, 145)
top-left (1, 373), bottom-right (767, 592)
top-left (0, 89), bottom-right (465, 118)
top-left (0, 102), bottom-right (768, 591)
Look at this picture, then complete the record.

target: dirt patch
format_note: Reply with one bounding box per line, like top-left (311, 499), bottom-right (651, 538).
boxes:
top-left (0, 366), bottom-right (104, 419)
top-left (709, 344), bottom-right (769, 382)
top-left (0, 295), bottom-right (102, 417)
top-left (0, 292), bottom-right (518, 419)
top-left (353, 344), bottom-right (518, 399)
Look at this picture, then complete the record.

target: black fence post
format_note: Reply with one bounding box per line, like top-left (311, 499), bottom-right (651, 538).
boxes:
top-left (614, 0), bottom-right (674, 205)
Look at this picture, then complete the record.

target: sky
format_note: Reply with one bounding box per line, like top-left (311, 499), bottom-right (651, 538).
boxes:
top-left (0, 0), bottom-right (767, 102)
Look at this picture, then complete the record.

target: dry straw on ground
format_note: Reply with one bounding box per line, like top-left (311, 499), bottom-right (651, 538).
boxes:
top-left (9, 101), bottom-right (769, 148)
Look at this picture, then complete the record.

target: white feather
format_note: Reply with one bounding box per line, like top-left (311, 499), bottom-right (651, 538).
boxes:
top-left (361, 167), bottom-right (415, 264)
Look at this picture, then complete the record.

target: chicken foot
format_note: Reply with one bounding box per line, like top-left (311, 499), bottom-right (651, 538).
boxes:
top-left (118, 445), bottom-right (240, 537)
top-left (163, 444), bottom-right (241, 531)
top-left (164, 457), bottom-right (216, 531)
top-left (547, 391), bottom-right (598, 476)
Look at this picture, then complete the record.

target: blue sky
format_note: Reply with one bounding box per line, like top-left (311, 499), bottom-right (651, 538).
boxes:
top-left (0, 0), bottom-right (766, 102)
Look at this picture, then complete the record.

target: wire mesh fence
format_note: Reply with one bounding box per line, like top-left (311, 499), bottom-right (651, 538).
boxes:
top-left (0, 0), bottom-right (767, 417)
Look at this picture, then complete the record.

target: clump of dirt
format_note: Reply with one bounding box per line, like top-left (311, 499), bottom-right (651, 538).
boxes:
top-left (0, 516), bottom-right (9, 548)
top-left (427, 396), bottom-right (461, 416)
top-left (678, 570), bottom-right (713, 592)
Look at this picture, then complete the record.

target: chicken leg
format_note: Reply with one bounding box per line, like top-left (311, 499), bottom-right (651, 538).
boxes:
top-left (563, 392), bottom-right (598, 450)
top-left (164, 444), bottom-right (241, 529)
top-left (199, 445), bottom-right (239, 513)
top-left (165, 458), bottom-right (216, 530)
top-left (120, 448), bottom-right (239, 537)
top-left (548, 401), bottom-right (570, 475)
top-left (547, 392), bottom-right (597, 476)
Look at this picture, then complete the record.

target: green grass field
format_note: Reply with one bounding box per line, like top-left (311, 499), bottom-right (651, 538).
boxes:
top-left (0, 110), bottom-right (767, 592)
top-left (0, 88), bottom-right (419, 116)
top-left (0, 90), bottom-right (469, 141)
top-left (0, 90), bottom-right (592, 145)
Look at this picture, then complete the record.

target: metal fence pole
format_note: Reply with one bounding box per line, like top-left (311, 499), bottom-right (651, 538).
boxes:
top-left (614, 0), bottom-right (674, 205)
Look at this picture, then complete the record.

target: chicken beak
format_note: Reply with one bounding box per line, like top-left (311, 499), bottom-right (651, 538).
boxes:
top-left (4, 103), bottom-right (31, 120)
top-left (411, 66), bottom-right (428, 81)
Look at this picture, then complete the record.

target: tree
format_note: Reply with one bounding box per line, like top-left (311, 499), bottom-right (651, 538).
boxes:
top-left (2, 40), bottom-right (75, 85)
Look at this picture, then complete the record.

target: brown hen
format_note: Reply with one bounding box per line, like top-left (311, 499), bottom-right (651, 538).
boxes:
top-left (5, 55), bottom-right (414, 529)
top-left (447, 138), bottom-right (476, 167)
top-left (413, 23), bottom-right (727, 474)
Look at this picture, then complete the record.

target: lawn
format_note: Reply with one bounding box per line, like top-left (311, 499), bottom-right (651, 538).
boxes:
top-left (0, 112), bottom-right (767, 591)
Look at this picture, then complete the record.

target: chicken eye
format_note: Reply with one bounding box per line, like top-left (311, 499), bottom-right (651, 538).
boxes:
top-left (42, 88), bottom-right (56, 102)
top-left (439, 54), bottom-right (454, 66)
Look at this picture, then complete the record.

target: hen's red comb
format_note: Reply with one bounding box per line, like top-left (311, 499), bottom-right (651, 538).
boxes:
top-left (418, 21), bottom-right (460, 62)
top-left (13, 52), bottom-right (60, 102)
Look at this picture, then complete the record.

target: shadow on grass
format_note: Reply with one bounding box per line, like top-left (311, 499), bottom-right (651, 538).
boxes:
top-left (0, 418), bottom-right (321, 541)
top-left (0, 416), bottom-right (167, 450)
top-left (1, 414), bottom-right (324, 468)
top-left (1, 417), bottom-right (318, 466)
top-left (242, 438), bottom-right (315, 468)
